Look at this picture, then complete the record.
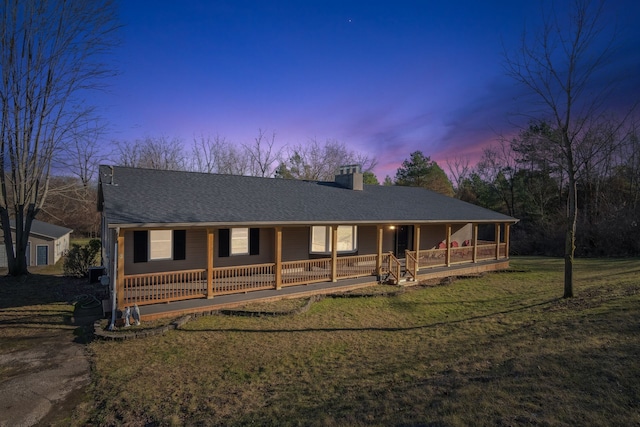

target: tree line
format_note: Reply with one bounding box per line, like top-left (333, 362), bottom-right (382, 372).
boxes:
top-left (448, 119), bottom-right (639, 258)
top-left (36, 133), bottom-right (382, 237)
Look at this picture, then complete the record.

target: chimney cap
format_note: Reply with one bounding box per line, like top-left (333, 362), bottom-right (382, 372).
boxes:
top-left (338, 164), bottom-right (361, 175)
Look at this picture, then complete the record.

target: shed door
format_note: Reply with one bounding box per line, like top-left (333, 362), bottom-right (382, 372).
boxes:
top-left (36, 245), bottom-right (48, 266)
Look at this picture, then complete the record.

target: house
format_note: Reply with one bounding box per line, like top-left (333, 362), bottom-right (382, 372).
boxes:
top-left (0, 220), bottom-right (73, 267)
top-left (98, 165), bottom-right (518, 319)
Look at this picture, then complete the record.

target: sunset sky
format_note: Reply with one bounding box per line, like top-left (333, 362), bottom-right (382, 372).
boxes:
top-left (98, 0), bottom-right (640, 180)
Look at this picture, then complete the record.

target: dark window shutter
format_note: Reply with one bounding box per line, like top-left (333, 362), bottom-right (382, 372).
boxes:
top-left (219, 229), bottom-right (230, 257)
top-left (173, 230), bottom-right (186, 260)
top-left (249, 228), bottom-right (260, 255)
top-left (133, 231), bottom-right (148, 263)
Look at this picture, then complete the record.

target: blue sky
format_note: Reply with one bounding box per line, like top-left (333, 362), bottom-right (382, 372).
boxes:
top-left (98, 0), bottom-right (640, 180)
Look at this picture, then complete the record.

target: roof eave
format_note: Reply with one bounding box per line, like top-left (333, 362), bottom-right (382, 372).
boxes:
top-left (106, 218), bottom-right (519, 229)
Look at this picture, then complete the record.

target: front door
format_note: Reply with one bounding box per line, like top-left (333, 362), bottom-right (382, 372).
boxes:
top-left (394, 226), bottom-right (413, 258)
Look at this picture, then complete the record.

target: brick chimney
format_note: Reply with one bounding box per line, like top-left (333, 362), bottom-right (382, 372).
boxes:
top-left (335, 164), bottom-right (363, 191)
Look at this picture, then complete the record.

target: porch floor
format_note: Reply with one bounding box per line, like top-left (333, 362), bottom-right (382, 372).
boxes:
top-left (137, 259), bottom-right (509, 321)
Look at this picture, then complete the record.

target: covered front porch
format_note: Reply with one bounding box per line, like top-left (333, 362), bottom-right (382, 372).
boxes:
top-left (112, 222), bottom-right (511, 321)
top-left (136, 258), bottom-right (510, 321)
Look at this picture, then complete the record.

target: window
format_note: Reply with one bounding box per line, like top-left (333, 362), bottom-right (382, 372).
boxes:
top-left (231, 228), bottom-right (249, 255)
top-left (149, 230), bottom-right (172, 260)
top-left (337, 226), bottom-right (357, 251)
top-left (133, 230), bottom-right (186, 263)
top-left (219, 228), bottom-right (260, 257)
top-left (310, 226), bottom-right (357, 253)
top-left (311, 226), bottom-right (328, 253)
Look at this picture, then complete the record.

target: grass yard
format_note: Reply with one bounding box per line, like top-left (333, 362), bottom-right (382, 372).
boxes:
top-left (2, 257), bottom-right (638, 425)
top-left (80, 257), bottom-right (640, 426)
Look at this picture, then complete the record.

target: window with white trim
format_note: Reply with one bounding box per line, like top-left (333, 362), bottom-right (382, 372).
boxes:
top-left (310, 226), bottom-right (357, 254)
top-left (230, 228), bottom-right (249, 255)
top-left (149, 230), bottom-right (172, 260)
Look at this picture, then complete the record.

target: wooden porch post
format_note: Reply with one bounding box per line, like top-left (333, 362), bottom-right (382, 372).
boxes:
top-left (445, 224), bottom-right (452, 267)
top-left (376, 225), bottom-right (383, 277)
top-left (331, 225), bottom-right (338, 282)
top-left (495, 223), bottom-right (501, 260)
top-left (504, 223), bottom-right (510, 259)
top-left (413, 224), bottom-right (420, 274)
top-left (116, 228), bottom-right (125, 310)
top-left (472, 223), bottom-right (478, 263)
top-left (275, 227), bottom-right (282, 290)
top-left (206, 229), bottom-right (214, 299)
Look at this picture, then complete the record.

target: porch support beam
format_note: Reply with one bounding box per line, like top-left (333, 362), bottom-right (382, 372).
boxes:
top-left (472, 223), bottom-right (478, 263)
top-left (116, 228), bottom-right (125, 310)
top-left (504, 223), bottom-right (510, 258)
top-left (206, 229), bottom-right (214, 299)
top-left (275, 227), bottom-right (282, 290)
top-left (413, 224), bottom-right (421, 274)
top-left (376, 225), bottom-right (383, 277)
top-left (331, 225), bottom-right (338, 282)
top-left (495, 223), bottom-right (501, 260)
top-left (445, 224), bottom-right (452, 267)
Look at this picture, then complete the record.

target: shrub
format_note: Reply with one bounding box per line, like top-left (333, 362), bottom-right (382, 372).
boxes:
top-left (63, 238), bottom-right (101, 278)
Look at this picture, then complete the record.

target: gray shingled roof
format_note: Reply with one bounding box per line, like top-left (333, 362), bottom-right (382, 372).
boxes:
top-left (98, 165), bottom-right (517, 227)
top-left (8, 220), bottom-right (73, 239)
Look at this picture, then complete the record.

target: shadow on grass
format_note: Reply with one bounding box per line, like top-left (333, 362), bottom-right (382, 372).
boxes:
top-left (180, 298), bottom-right (561, 334)
top-left (0, 274), bottom-right (104, 309)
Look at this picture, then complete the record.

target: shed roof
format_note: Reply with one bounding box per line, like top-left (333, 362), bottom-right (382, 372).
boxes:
top-left (7, 220), bottom-right (73, 240)
top-left (98, 165), bottom-right (517, 227)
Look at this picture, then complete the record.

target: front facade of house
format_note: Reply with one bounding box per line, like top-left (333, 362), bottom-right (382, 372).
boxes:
top-left (98, 165), bottom-right (517, 315)
top-left (0, 220), bottom-right (72, 268)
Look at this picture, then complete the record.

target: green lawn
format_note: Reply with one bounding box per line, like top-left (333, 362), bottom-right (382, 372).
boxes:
top-left (81, 257), bottom-right (640, 426)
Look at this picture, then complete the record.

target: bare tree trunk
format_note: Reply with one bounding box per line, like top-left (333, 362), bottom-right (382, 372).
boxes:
top-left (0, 0), bottom-right (117, 275)
top-left (564, 178), bottom-right (577, 298)
top-left (503, 0), bottom-right (626, 298)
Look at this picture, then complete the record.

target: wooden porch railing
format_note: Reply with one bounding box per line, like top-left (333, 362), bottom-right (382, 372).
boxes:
top-left (379, 253), bottom-right (391, 276)
top-left (119, 243), bottom-right (509, 307)
top-left (499, 243), bottom-right (507, 258)
top-left (404, 250), bottom-right (417, 280)
top-left (450, 246), bottom-right (473, 264)
top-left (476, 243), bottom-right (498, 260)
top-left (386, 252), bottom-right (402, 284)
top-left (122, 269), bottom-right (206, 306)
top-left (336, 254), bottom-right (378, 279)
top-left (413, 249), bottom-right (447, 268)
top-left (281, 258), bottom-right (332, 287)
top-left (212, 263), bottom-right (275, 295)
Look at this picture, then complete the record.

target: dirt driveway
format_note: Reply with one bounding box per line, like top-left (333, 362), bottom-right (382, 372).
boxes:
top-left (0, 273), bottom-right (104, 426)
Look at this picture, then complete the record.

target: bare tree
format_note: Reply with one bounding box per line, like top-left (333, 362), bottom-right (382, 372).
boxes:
top-left (117, 137), bottom-right (186, 171)
top-left (244, 129), bottom-right (283, 177)
top-left (446, 156), bottom-right (471, 198)
top-left (218, 144), bottom-right (250, 175)
top-left (190, 134), bottom-right (251, 175)
top-left (61, 120), bottom-right (112, 187)
top-left (0, 0), bottom-right (118, 275)
top-left (191, 134), bottom-right (226, 173)
top-left (504, 0), bottom-right (625, 297)
top-left (39, 177), bottom-right (100, 237)
top-left (277, 139), bottom-right (377, 181)
top-left (476, 140), bottom-right (520, 216)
